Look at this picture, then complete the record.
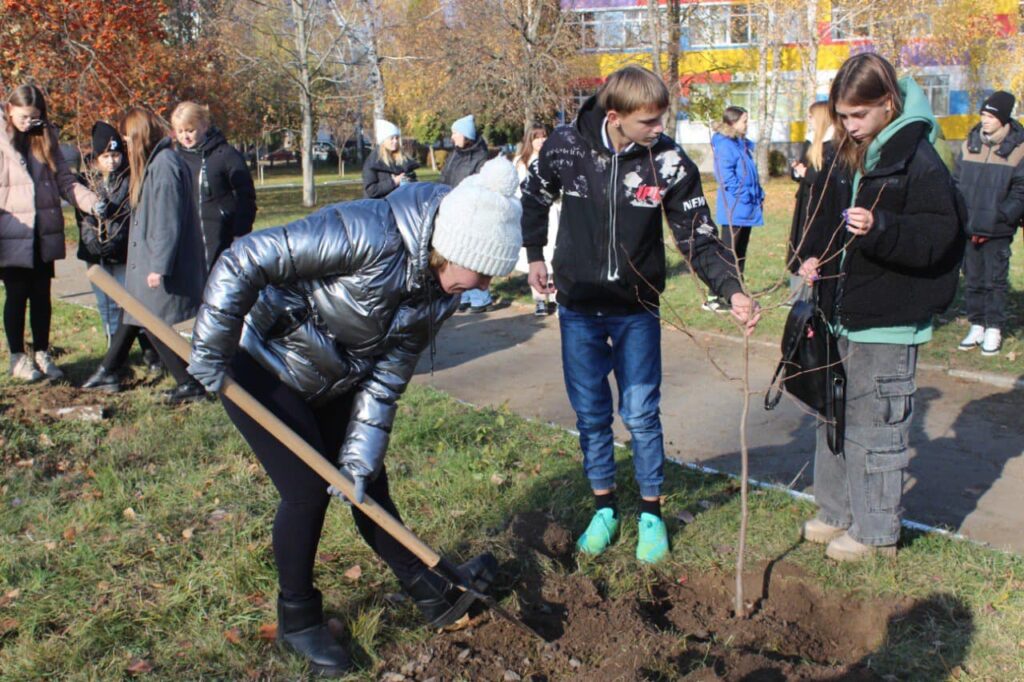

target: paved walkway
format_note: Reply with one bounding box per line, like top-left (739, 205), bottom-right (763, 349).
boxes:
top-left (52, 258), bottom-right (1024, 553)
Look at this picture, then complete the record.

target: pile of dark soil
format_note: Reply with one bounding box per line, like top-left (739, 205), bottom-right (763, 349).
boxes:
top-left (381, 512), bottom-right (907, 681)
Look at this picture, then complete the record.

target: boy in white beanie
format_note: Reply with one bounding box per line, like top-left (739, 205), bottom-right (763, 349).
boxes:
top-left (187, 156), bottom-right (520, 677)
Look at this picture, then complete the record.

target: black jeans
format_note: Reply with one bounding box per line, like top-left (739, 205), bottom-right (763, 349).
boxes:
top-left (2, 268), bottom-right (52, 354)
top-left (963, 236), bottom-right (1012, 329)
top-left (221, 351), bottom-right (424, 600)
top-left (721, 225), bottom-right (752, 275)
top-left (102, 325), bottom-right (187, 383)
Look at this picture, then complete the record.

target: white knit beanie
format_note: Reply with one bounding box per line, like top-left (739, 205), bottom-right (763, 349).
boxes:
top-left (375, 119), bottom-right (400, 145)
top-left (433, 157), bottom-right (522, 277)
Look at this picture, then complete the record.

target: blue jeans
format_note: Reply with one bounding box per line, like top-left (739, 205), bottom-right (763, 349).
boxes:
top-left (90, 262), bottom-right (126, 341)
top-left (460, 288), bottom-right (493, 308)
top-left (559, 306), bottom-right (664, 498)
top-left (814, 338), bottom-right (917, 546)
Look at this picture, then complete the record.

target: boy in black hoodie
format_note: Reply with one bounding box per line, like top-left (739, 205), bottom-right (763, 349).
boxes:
top-left (521, 66), bottom-right (759, 563)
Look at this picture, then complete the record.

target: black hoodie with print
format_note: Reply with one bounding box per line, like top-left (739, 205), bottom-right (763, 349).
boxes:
top-left (521, 96), bottom-right (741, 315)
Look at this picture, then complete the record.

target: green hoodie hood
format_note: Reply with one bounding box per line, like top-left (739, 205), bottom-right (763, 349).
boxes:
top-left (863, 77), bottom-right (938, 173)
top-left (852, 77), bottom-right (938, 203)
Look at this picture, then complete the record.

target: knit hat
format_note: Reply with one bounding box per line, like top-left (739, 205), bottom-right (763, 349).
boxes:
top-left (375, 119), bottom-right (400, 145)
top-left (433, 156), bottom-right (522, 277)
top-left (91, 121), bottom-right (123, 155)
top-left (451, 114), bottom-right (476, 141)
top-left (981, 91), bottom-right (1015, 126)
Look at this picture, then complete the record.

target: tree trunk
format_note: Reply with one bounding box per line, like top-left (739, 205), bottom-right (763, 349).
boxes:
top-left (292, 0), bottom-right (317, 207)
top-left (666, 0), bottom-right (682, 137)
top-left (359, 0), bottom-right (387, 121)
top-left (646, 0), bottom-right (662, 77)
top-left (804, 0), bottom-right (820, 109)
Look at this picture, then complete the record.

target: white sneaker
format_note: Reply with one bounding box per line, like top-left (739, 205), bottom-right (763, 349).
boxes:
top-left (34, 350), bottom-right (64, 380)
top-left (958, 324), bottom-right (984, 351)
top-left (981, 328), bottom-right (1002, 356)
top-left (10, 353), bottom-right (43, 382)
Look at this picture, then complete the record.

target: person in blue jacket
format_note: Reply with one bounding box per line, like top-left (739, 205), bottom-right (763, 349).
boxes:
top-left (707, 106), bottom-right (764, 312)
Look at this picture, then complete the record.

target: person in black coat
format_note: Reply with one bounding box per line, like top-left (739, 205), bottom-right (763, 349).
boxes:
top-left (787, 101), bottom-right (834, 299)
top-left (362, 119), bottom-right (419, 198)
top-left (439, 114), bottom-right (489, 190)
top-left (75, 122), bottom-right (164, 374)
top-left (440, 114), bottom-right (493, 311)
top-left (796, 54), bottom-right (964, 562)
top-left (953, 91), bottom-right (1024, 355)
top-left (171, 102), bottom-right (257, 272)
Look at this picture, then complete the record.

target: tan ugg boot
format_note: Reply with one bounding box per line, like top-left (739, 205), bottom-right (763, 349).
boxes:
top-left (825, 532), bottom-right (897, 562)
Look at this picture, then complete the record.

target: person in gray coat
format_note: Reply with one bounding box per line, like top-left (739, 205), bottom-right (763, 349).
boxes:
top-left (186, 158), bottom-right (523, 677)
top-left (84, 108), bottom-right (207, 401)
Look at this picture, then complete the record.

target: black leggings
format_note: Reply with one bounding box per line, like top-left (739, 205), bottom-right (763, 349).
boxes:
top-left (102, 325), bottom-right (188, 384)
top-left (721, 225), bottom-right (752, 275)
top-left (2, 269), bottom-right (52, 354)
top-left (221, 351), bottom-right (424, 600)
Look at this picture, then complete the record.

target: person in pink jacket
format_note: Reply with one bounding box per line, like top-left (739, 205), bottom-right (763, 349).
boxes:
top-left (0, 84), bottom-right (99, 381)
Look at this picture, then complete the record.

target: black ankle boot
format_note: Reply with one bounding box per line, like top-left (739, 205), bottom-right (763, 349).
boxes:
top-left (402, 553), bottom-right (499, 628)
top-left (162, 380), bottom-right (207, 405)
top-left (81, 366), bottom-right (121, 392)
top-left (277, 590), bottom-right (351, 677)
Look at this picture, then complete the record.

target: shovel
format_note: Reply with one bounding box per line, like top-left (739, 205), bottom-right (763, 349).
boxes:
top-left (86, 265), bottom-right (542, 640)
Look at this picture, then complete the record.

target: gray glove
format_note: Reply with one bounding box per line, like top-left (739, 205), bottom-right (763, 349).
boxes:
top-left (327, 460), bottom-right (371, 504)
top-left (187, 359), bottom-right (225, 393)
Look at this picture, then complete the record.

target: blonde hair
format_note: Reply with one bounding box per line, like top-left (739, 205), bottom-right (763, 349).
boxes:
top-left (428, 248), bottom-right (448, 270)
top-left (120, 108), bottom-right (169, 207)
top-left (806, 101), bottom-right (831, 171)
top-left (6, 84), bottom-right (60, 174)
top-left (379, 141), bottom-right (409, 167)
top-left (170, 101), bottom-right (211, 130)
top-left (829, 53), bottom-right (902, 172)
top-left (597, 66), bottom-right (669, 116)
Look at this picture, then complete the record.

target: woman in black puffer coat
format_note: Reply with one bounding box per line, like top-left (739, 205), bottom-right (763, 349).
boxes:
top-left (171, 102), bottom-right (257, 272)
top-left (363, 119), bottom-right (419, 198)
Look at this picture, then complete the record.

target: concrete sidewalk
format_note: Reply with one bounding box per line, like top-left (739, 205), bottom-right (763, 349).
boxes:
top-left (52, 258), bottom-right (1024, 553)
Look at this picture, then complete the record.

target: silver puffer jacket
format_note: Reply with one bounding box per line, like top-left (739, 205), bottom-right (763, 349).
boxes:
top-left (191, 182), bottom-right (459, 473)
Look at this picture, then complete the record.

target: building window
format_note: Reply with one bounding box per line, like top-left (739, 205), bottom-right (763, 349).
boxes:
top-left (830, 2), bottom-right (872, 40)
top-left (579, 8), bottom-right (653, 52)
top-left (685, 3), bottom-right (758, 48)
top-left (917, 74), bottom-right (950, 116)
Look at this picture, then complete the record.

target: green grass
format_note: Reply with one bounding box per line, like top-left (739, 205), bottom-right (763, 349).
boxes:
top-left (1, 296), bottom-right (1023, 679)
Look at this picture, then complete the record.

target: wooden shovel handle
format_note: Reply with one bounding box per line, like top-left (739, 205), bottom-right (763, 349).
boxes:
top-left (86, 265), bottom-right (443, 567)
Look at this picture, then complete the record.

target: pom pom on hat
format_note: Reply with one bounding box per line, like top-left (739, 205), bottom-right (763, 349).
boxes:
top-left (451, 114), bottom-right (476, 141)
top-left (375, 119), bottom-right (401, 145)
top-left (433, 156), bottom-right (522, 277)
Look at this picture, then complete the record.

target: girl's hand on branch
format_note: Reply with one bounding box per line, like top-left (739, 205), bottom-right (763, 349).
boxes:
top-left (729, 293), bottom-right (761, 336)
top-left (799, 257), bottom-right (820, 285)
top-left (844, 207), bottom-right (874, 236)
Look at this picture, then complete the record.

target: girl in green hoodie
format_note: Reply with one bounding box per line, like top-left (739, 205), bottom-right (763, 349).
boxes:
top-left (795, 54), bottom-right (964, 562)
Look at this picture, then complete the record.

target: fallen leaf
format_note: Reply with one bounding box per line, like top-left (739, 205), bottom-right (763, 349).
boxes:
top-left (123, 507), bottom-right (137, 521)
top-left (0, 589), bottom-right (21, 608)
top-left (676, 575), bottom-right (689, 585)
top-left (258, 623), bottom-right (278, 640)
top-left (343, 564), bottom-right (363, 581)
top-left (62, 527), bottom-right (77, 543)
top-left (125, 658), bottom-right (153, 675)
top-left (15, 459), bottom-right (34, 468)
top-left (207, 509), bottom-right (229, 525)
top-left (317, 552), bottom-right (341, 562)
top-left (245, 592), bottom-right (268, 607)
top-left (490, 473), bottom-right (506, 486)
top-left (0, 618), bottom-right (18, 635)
top-left (1007, 351), bottom-right (1018, 362)
top-left (676, 510), bottom-right (695, 524)
top-left (181, 527), bottom-right (195, 540)
top-left (44, 541), bottom-right (57, 550)
top-left (38, 433), bottom-right (53, 448)
top-left (697, 500), bottom-right (712, 510)
top-left (224, 628), bottom-right (242, 645)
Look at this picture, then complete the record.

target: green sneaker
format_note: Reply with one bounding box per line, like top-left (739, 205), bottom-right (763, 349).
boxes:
top-left (576, 508), bottom-right (620, 556)
top-left (636, 513), bottom-right (669, 564)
